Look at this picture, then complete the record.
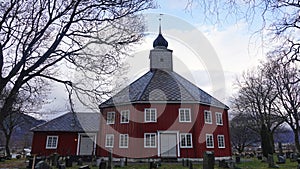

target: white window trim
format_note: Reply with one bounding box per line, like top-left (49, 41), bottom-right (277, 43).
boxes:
top-left (46, 136), bottom-right (58, 149)
top-left (206, 134), bottom-right (214, 148)
top-left (107, 112), bottom-right (115, 124)
top-left (216, 112), bottom-right (223, 125)
top-left (144, 108), bottom-right (157, 123)
top-left (204, 110), bottom-right (212, 124)
top-left (180, 133), bottom-right (193, 148)
top-left (120, 110), bottom-right (130, 124)
top-left (218, 135), bottom-right (225, 148)
top-left (179, 108), bottom-right (192, 122)
top-left (119, 134), bottom-right (129, 148)
top-left (144, 133), bottom-right (156, 148)
top-left (105, 134), bottom-right (114, 148)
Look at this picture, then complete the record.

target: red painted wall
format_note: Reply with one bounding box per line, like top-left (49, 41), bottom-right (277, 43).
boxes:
top-left (97, 103), bottom-right (231, 158)
top-left (31, 132), bottom-right (78, 156)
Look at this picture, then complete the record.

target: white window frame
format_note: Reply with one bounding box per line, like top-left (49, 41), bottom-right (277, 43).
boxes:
top-left (204, 110), bottom-right (212, 124)
top-left (179, 108), bottom-right (191, 122)
top-left (218, 135), bottom-right (225, 148)
top-left (119, 134), bottom-right (129, 148)
top-left (46, 136), bottom-right (58, 149)
top-left (216, 112), bottom-right (223, 125)
top-left (105, 134), bottom-right (114, 148)
top-left (106, 112), bottom-right (115, 124)
top-left (180, 133), bottom-right (193, 148)
top-left (206, 134), bottom-right (214, 148)
top-left (120, 110), bottom-right (130, 124)
top-left (144, 133), bottom-right (156, 148)
top-left (144, 108), bottom-right (157, 122)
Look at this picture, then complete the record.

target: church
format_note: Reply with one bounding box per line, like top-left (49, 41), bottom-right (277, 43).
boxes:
top-left (97, 24), bottom-right (231, 160)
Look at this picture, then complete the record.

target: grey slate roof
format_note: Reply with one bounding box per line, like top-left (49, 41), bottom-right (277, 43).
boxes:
top-left (99, 70), bottom-right (229, 109)
top-left (31, 112), bottom-right (100, 132)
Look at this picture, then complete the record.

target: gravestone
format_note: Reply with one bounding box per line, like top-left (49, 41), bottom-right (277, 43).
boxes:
top-left (276, 155), bottom-right (286, 164)
top-left (79, 165), bottom-right (90, 169)
top-left (278, 142), bottom-right (283, 156)
top-left (35, 160), bottom-right (51, 169)
top-left (203, 151), bottom-right (214, 169)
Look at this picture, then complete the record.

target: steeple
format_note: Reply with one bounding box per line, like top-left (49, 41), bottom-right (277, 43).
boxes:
top-left (153, 16), bottom-right (168, 48)
top-left (149, 16), bottom-right (173, 71)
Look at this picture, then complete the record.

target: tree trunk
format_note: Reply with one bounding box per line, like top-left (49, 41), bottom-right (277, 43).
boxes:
top-left (260, 124), bottom-right (274, 158)
top-left (5, 133), bottom-right (11, 157)
top-left (293, 128), bottom-right (300, 153)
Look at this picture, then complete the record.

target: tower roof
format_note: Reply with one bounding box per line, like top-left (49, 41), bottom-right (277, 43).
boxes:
top-left (153, 33), bottom-right (168, 48)
top-left (153, 17), bottom-right (168, 48)
top-left (99, 70), bottom-right (228, 109)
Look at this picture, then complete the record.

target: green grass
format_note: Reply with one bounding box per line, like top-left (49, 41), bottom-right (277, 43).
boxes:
top-left (235, 158), bottom-right (297, 169)
top-left (0, 158), bottom-right (298, 169)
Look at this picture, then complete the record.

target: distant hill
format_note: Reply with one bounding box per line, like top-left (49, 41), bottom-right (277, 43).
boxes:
top-left (0, 113), bottom-right (45, 152)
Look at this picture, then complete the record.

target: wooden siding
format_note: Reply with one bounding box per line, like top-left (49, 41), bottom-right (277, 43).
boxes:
top-left (31, 132), bottom-right (78, 156)
top-left (97, 103), bottom-right (231, 158)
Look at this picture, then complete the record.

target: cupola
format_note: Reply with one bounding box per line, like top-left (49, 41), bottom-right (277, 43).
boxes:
top-left (149, 18), bottom-right (173, 71)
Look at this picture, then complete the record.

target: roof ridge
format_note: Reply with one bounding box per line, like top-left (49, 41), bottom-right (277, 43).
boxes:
top-left (30, 112), bottom-right (71, 131)
top-left (171, 72), bottom-right (228, 109)
top-left (137, 70), bottom-right (155, 100)
top-left (170, 71), bottom-right (199, 101)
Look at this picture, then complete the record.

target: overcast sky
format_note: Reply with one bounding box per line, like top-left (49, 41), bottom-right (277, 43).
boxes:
top-left (38, 0), bottom-right (271, 119)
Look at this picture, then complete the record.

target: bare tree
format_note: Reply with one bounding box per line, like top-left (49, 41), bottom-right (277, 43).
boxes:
top-left (232, 65), bottom-right (284, 164)
top-left (265, 58), bottom-right (300, 152)
top-left (186, 0), bottom-right (300, 62)
top-left (230, 113), bottom-right (260, 154)
top-left (0, 0), bottom-right (154, 125)
top-left (0, 83), bottom-right (46, 156)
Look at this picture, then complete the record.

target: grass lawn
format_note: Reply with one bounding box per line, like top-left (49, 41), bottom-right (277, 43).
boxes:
top-left (0, 157), bottom-right (298, 169)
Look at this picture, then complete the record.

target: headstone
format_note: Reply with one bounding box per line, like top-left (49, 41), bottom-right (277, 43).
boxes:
top-left (77, 158), bottom-right (83, 166)
top-left (66, 156), bottom-right (72, 167)
top-left (218, 160), bottom-right (227, 168)
top-left (79, 165), bottom-right (90, 169)
top-left (99, 159), bottom-right (106, 169)
top-left (58, 164), bottom-right (66, 169)
top-left (120, 158), bottom-right (125, 167)
top-left (149, 161), bottom-right (155, 169)
top-left (276, 155), bottom-right (286, 164)
top-left (235, 156), bottom-right (241, 163)
top-left (189, 160), bottom-right (193, 169)
top-left (52, 153), bottom-right (59, 167)
top-left (35, 160), bottom-right (51, 169)
top-left (203, 151), bottom-right (214, 169)
top-left (278, 142), bottom-right (283, 156)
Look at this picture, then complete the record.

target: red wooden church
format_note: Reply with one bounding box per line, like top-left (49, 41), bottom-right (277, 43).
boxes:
top-left (97, 26), bottom-right (231, 160)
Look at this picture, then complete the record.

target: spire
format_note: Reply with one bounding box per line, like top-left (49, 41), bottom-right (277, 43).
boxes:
top-left (159, 16), bottom-right (161, 34)
top-left (153, 14), bottom-right (168, 48)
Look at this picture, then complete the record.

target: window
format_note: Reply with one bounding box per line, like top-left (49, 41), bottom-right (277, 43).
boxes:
top-left (120, 110), bottom-right (130, 123)
top-left (206, 134), bottom-right (214, 148)
top-left (105, 134), bottom-right (114, 148)
top-left (119, 134), bottom-right (129, 148)
top-left (107, 112), bottom-right (115, 124)
top-left (180, 133), bottom-right (193, 148)
top-left (216, 112), bottom-right (223, 125)
top-left (204, 110), bottom-right (212, 124)
top-left (218, 135), bottom-right (225, 148)
top-left (144, 108), bottom-right (157, 122)
top-left (144, 133), bottom-right (156, 148)
top-left (46, 136), bottom-right (58, 149)
top-left (179, 108), bottom-right (191, 122)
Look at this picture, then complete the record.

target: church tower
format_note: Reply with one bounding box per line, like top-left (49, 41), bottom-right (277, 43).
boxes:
top-left (149, 19), bottom-right (173, 71)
